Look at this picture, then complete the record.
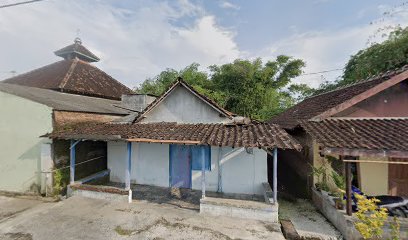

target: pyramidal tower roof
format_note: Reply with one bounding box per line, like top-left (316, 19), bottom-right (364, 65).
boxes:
top-left (54, 38), bottom-right (100, 62)
top-left (2, 39), bottom-right (133, 100)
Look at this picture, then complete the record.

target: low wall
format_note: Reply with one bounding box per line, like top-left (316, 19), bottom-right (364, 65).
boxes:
top-left (200, 182), bottom-right (278, 222)
top-left (200, 197), bottom-right (278, 222)
top-left (68, 184), bottom-right (131, 203)
top-left (312, 188), bottom-right (408, 240)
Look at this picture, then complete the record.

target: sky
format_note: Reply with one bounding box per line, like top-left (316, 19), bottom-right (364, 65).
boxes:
top-left (0, 0), bottom-right (407, 89)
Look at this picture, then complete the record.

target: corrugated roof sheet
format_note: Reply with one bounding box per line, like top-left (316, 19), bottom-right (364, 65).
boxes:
top-left (45, 122), bottom-right (301, 150)
top-left (301, 118), bottom-right (408, 151)
top-left (0, 83), bottom-right (132, 115)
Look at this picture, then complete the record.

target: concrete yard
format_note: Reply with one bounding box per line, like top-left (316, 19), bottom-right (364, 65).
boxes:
top-left (0, 196), bottom-right (46, 224)
top-left (279, 198), bottom-right (342, 240)
top-left (0, 195), bottom-right (285, 240)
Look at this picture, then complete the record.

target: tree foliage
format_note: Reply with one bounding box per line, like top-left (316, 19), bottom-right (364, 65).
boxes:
top-left (317, 26), bottom-right (408, 92)
top-left (343, 27), bottom-right (408, 84)
top-left (136, 56), bottom-right (310, 121)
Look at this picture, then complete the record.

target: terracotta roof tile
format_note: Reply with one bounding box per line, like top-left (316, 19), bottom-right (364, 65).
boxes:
top-left (301, 118), bottom-right (408, 151)
top-left (45, 122), bottom-right (301, 150)
top-left (270, 66), bottom-right (408, 129)
top-left (2, 59), bottom-right (133, 100)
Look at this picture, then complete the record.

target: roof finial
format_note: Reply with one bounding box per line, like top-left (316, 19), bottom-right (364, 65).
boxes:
top-left (75, 28), bottom-right (82, 45)
top-left (74, 37), bottom-right (82, 45)
top-left (55, 36), bottom-right (100, 62)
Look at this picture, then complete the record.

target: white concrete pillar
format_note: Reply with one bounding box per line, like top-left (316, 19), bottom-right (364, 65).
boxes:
top-left (40, 143), bottom-right (53, 196)
top-left (70, 140), bottom-right (79, 185)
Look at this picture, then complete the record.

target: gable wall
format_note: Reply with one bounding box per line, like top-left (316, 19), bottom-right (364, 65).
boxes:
top-left (141, 86), bottom-right (229, 123)
top-left (0, 91), bottom-right (53, 193)
top-left (334, 81), bottom-right (408, 118)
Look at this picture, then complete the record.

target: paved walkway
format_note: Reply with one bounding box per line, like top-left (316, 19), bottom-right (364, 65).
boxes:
top-left (0, 195), bottom-right (285, 240)
top-left (279, 198), bottom-right (342, 240)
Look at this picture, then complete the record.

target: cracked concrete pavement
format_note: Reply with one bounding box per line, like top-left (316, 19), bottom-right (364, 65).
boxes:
top-left (0, 195), bottom-right (285, 240)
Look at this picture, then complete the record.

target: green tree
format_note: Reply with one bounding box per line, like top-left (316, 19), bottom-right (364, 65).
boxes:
top-left (136, 56), bottom-right (306, 121)
top-left (287, 83), bottom-right (315, 102)
top-left (343, 26), bottom-right (408, 85)
top-left (136, 63), bottom-right (225, 105)
top-left (316, 26), bottom-right (408, 93)
top-left (137, 63), bottom-right (210, 96)
top-left (209, 57), bottom-right (305, 120)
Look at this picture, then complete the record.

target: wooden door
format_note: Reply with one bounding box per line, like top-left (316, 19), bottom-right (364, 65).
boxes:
top-left (169, 145), bottom-right (191, 188)
top-left (388, 158), bottom-right (408, 197)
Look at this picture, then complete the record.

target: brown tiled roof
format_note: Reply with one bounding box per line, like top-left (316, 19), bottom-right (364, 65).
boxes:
top-left (45, 122), bottom-right (301, 150)
top-left (301, 118), bottom-right (408, 151)
top-left (2, 59), bottom-right (133, 100)
top-left (134, 78), bottom-right (234, 123)
top-left (54, 39), bottom-right (100, 62)
top-left (270, 66), bottom-right (408, 129)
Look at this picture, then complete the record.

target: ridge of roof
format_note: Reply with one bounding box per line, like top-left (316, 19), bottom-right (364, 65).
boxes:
top-left (312, 68), bottom-right (408, 121)
top-left (305, 65), bottom-right (408, 100)
top-left (326, 117), bottom-right (408, 120)
top-left (178, 79), bottom-right (235, 117)
top-left (73, 58), bottom-right (133, 95)
top-left (270, 66), bottom-right (408, 129)
top-left (133, 78), bottom-right (235, 123)
top-left (59, 59), bottom-right (78, 89)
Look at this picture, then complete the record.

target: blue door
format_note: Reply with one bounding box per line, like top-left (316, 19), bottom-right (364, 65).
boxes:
top-left (170, 145), bottom-right (191, 188)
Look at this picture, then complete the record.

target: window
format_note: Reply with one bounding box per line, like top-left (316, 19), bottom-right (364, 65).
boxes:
top-left (191, 145), bottom-right (211, 171)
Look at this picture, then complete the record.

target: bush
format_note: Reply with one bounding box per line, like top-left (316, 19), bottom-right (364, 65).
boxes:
top-left (53, 168), bottom-right (70, 196)
top-left (354, 194), bottom-right (388, 239)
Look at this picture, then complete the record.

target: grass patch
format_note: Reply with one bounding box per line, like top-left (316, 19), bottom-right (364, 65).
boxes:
top-left (114, 226), bottom-right (134, 236)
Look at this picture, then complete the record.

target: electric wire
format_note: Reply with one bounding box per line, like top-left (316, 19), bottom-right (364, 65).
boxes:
top-left (0, 0), bottom-right (45, 9)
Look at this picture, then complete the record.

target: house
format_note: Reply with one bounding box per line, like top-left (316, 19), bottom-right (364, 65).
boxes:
top-left (0, 39), bottom-right (136, 194)
top-left (270, 66), bottom-right (408, 206)
top-left (44, 79), bottom-right (301, 222)
top-left (3, 38), bottom-right (133, 100)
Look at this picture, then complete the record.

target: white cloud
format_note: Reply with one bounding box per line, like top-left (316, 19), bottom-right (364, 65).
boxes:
top-left (219, 1), bottom-right (240, 10)
top-left (0, 0), bottom-right (240, 88)
top-left (261, 10), bottom-right (408, 88)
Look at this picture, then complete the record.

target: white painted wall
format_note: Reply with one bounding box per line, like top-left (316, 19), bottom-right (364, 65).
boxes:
top-left (133, 143), bottom-right (169, 187)
top-left (192, 147), bottom-right (268, 195)
top-left (107, 142), bottom-right (268, 195)
top-left (108, 142), bottom-right (169, 187)
top-left (141, 85), bottom-right (229, 123)
top-left (192, 147), bottom-right (221, 192)
top-left (107, 141), bottom-right (127, 183)
top-left (0, 91), bottom-right (53, 193)
top-left (218, 147), bottom-right (267, 195)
